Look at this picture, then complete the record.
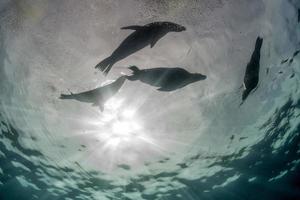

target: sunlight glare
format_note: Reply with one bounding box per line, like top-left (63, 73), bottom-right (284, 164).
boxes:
top-left (83, 98), bottom-right (166, 168)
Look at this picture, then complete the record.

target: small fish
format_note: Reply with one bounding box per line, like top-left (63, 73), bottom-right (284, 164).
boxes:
top-left (239, 137), bottom-right (247, 141)
top-left (293, 50), bottom-right (300, 57)
top-left (281, 59), bottom-right (289, 64)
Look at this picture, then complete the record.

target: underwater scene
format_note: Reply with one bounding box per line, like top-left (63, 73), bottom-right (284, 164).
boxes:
top-left (0, 0), bottom-right (300, 199)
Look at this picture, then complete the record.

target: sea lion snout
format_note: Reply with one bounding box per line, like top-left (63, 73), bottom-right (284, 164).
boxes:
top-left (174, 25), bottom-right (186, 32)
top-left (178, 25), bottom-right (186, 32)
top-left (193, 73), bottom-right (207, 81)
top-left (164, 22), bottom-right (186, 32)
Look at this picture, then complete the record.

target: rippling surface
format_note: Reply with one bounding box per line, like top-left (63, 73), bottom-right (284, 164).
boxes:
top-left (1, 0), bottom-right (300, 199)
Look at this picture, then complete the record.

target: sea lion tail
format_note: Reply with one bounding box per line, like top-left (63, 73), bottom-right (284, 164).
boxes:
top-left (59, 93), bottom-right (74, 100)
top-left (95, 56), bottom-right (116, 75)
top-left (255, 37), bottom-right (263, 49)
top-left (126, 66), bottom-right (140, 81)
top-left (128, 65), bottom-right (140, 73)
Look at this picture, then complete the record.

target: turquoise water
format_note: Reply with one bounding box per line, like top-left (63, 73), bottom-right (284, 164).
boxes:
top-left (1, 0), bottom-right (300, 199)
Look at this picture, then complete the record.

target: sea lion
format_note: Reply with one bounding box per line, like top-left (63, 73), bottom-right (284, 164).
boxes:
top-left (95, 21), bottom-right (186, 75)
top-left (241, 37), bottom-right (263, 104)
top-left (126, 66), bottom-right (206, 91)
top-left (59, 76), bottom-right (126, 111)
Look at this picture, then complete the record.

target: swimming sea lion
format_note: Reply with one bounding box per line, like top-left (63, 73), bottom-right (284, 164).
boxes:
top-left (126, 66), bottom-right (206, 91)
top-left (95, 21), bottom-right (186, 75)
top-left (241, 37), bottom-right (263, 104)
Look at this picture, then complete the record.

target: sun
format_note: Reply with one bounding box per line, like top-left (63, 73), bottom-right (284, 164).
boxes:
top-left (95, 98), bottom-right (144, 149)
top-left (81, 98), bottom-right (166, 169)
top-left (112, 120), bottom-right (140, 136)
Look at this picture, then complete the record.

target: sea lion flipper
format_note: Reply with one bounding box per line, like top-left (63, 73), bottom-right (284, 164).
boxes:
top-left (99, 104), bottom-right (104, 112)
top-left (92, 102), bottom-right (104, 112)
top-left (126, 66), bottom-right (140, 81)
top-left (150, 36), bottom-right (161, 48)
top-left (121, 25), bottom-right (143, 31)
top-left (95, 56), bottom-right (115, 75)
top-left (128, 65), bottom-right (139, 73)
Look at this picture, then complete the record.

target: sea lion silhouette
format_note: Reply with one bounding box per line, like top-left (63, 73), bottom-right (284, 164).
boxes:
top-left (95, 21), bottom-right (186, 75)
top-left (59, 76), bottom-right (126, 111)
top-left (126, 66), bottom-right (206, 91)
top-left (241, 37), bottom-right (263, 104)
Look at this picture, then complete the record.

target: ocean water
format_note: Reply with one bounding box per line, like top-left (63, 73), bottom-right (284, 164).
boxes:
top-left (0, 0), bottom-right (300, 199)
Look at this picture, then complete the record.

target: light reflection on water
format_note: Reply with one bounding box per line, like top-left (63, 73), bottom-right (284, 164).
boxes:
top-left (0, 0), bottom-right (300, 199)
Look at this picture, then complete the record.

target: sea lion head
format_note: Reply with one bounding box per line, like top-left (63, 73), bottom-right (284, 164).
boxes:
top-left (161, 22), bottom-right (186, 32)
top-left (191, 73), bottom-right (207, 82)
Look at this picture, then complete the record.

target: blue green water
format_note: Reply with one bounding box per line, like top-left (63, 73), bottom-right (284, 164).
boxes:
top-left (1, 0), bottom-right (300, 199)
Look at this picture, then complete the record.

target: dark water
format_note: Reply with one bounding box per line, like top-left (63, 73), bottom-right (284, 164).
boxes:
top-left (1, 96), bottom-right (300, 199)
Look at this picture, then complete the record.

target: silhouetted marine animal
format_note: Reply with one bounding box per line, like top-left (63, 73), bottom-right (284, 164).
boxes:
top-left (95, 21), bottom-right (186, 75)
top-left (241, 37), bottom-right (263, 104)
top-left (126, 66), bottom-right (206, 91)
top-left (281, 50), bottom-right (299, 65)
top-left (59, 76), bottom-right (126, 111)
top-left (289, 50), bottom-right (300, 64)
